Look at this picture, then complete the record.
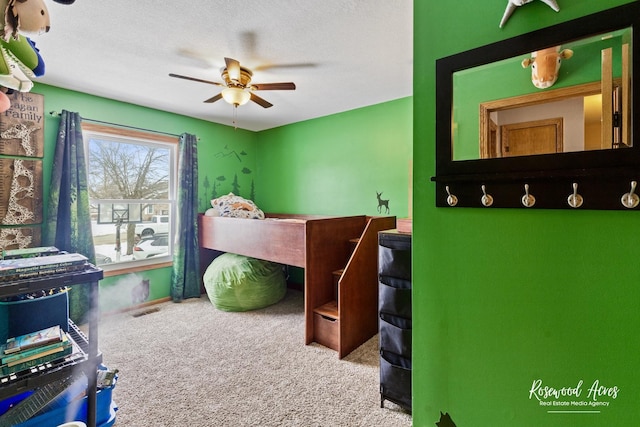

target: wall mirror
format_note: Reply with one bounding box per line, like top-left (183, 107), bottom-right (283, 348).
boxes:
top-left (434, 2), bottom-right (640, 209)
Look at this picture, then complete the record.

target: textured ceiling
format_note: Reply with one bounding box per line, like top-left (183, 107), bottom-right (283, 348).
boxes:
top-left (30, 1), bottom-right (413, 131)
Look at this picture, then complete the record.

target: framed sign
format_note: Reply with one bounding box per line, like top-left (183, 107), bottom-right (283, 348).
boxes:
top-left (0, 92), bottom-right (44, 158)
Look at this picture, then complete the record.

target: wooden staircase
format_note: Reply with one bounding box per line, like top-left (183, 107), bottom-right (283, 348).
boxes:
top-left (312, 216), bottom-right (396, 358)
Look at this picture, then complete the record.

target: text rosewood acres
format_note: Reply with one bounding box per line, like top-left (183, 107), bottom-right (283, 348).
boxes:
top-left (529, 379), bottom-right (619, 405)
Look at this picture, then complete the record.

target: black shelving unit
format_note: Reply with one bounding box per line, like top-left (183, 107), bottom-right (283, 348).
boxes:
top-left (0, 265), bottom-right (103, 427)
top-left (378, 230), bottom-right (411, 412)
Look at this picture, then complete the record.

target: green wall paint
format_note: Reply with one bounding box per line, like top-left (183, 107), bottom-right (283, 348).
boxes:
top-left (256, 98), bottom-right (412, 217)
top-left (30, 84), bottom-right (410, 312)
top-left (33, 83), bottom-right (257, 311)
top-left (414, 1), bottom-right (639, 426)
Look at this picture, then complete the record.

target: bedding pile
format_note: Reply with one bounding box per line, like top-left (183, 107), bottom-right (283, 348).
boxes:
top-left (205, 193), bottom-right (265, 219)
top-left (203, 253), bottom-right (286, 312)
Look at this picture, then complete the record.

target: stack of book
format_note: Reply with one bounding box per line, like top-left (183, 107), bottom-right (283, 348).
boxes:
top-left (0, 325), bottom-right (73, 376)
top-left (0, 253), bottom-right (88, 282)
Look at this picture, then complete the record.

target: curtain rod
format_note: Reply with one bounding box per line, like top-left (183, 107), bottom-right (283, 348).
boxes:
top-left (49, 111), bottom-right (184, 138)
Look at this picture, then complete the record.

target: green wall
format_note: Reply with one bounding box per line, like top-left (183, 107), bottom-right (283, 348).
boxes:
top-left (414, 1), bottom-right (639, 426)
top-left (32, 85), bottom-right (411, 312)
top-left (33, 84), bottom-right (258, 311)
top-left (256, 98), bottom-right (412, 217)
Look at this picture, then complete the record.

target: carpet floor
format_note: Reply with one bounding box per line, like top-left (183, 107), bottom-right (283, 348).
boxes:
top-left (99, 289), bottom-right (412, 426)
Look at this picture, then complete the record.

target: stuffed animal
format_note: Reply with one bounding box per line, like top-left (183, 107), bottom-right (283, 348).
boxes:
top-left (522, 46), bottom-right (573, 89)
top-left (0, 0), bottom-right (74, 112)
top-left (500, 0), bottom-right (560, 28)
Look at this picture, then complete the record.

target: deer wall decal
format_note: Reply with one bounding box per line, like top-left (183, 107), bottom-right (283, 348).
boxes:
top-left (376, 191), bottom-right (389, 214)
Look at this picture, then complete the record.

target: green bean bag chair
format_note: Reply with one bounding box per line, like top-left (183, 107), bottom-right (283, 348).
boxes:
top-left (203, 253), bottom-right (286, 312)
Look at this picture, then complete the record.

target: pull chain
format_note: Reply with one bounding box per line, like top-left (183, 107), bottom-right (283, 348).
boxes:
top-left (232, 104), bottom-right (239, 130)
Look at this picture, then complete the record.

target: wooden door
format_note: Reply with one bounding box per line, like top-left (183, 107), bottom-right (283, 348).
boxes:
top-left (501, 118), bottom-right (563, 157)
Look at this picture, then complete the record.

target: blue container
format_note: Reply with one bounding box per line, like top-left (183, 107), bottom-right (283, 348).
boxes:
top-left (15, 376), bottom-right (117, 427)
top-left (0, 291), bottom-right (69, 342)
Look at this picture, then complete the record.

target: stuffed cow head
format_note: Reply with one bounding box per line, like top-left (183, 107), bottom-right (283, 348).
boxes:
top-left (521, 46), bottom-right (573, 89)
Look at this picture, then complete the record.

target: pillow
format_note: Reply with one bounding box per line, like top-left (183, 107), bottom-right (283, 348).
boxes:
top-left (203, 253), bottom-right (286, 312)
top-left (209, 193), bottom-right (265, 219)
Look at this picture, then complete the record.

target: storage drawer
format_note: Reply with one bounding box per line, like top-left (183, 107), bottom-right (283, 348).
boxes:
top-left (379, 280), bottom-right (411, 318)
top-left (379, 231), bottom-right (411, 251)
top-left (379, 316), bottom-right (411, 356)
top-left (380, 350), bottom-right (412, 410)
top-left (313, 312), bottom-right (339, 351)
top-left (378, 246), bottom-right (411, 280)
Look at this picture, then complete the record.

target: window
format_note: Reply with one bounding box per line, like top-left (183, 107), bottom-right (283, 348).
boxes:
top-left (82, 123), bottom-right (177, 271)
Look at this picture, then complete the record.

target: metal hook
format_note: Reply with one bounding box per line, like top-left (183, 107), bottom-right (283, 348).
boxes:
top-left (521, 184), bottom-right (535, 207)
top-left (567, 182), bottom-right (583, 208)
top-left (481, 185), bottom-right (493, 207)
top-left (445, 185), bottom-right (458, 207)
top-left (621, 180), bottom-right (639, 208)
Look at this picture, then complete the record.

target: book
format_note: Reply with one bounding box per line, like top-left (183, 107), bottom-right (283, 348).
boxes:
top-left (0, 253), bottom-right (88, 281)
top-left (2, 246), bottom-right (60, 260)
top-left (3, 325), bottom-right (63, 355)
top-left (7, 343), bottom-right (68, 367)
top-left (1, 333), bottom-right (69, 365)
top-left (0, 341), bottom-right (73, 376)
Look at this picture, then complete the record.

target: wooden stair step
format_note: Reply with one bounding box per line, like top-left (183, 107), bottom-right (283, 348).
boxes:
top-left (314, 300), bottom-right (338, 320)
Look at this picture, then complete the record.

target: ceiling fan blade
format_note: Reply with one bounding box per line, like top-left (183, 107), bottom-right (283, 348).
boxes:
top-left (253, 62), bottom-right (317, 72)
top-left (250, 93), bottom-right (273, 108)
top-left (203, 93), bottom-right (223, 103)
top-left (225, 57), bottom-right (241, 83)
top-left (250, 82), bottom-right (296, 91)
top-left (169, 73), bottom-right (224, 87)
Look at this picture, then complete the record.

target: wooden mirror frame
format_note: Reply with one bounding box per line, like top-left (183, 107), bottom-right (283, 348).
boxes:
top-left (433, 3), bottom-right (640, 209)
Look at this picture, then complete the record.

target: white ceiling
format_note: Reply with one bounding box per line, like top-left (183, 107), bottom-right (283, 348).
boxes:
top-left (30, 1), bottom-right (413, 132)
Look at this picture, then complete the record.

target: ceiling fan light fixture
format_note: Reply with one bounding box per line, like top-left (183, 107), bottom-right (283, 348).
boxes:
top-left (221, 87), bottom-right (251, 106)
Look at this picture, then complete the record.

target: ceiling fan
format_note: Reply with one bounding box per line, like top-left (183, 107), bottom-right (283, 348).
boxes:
top-left (169, 57), bottom-right (296, 109)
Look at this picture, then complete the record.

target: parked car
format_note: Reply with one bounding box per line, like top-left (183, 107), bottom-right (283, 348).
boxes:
top-left (132, 233), bottom-right (169, 260)
top-left (95, 253), bottom-right (112, 265)
top-left (135, 215), bottom-right (170, 237)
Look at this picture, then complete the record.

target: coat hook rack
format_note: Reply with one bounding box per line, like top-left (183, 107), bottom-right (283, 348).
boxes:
top-left (621, 181), bottom-right (639, 209)
top-left (521, 184), bottom-right (535, 208)
top-left (567, 182), bottom-right (583, 208)
top-left (481, 185), bottom-right (493, 207)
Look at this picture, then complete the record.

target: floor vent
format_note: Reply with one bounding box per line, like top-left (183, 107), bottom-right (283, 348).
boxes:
top-left (131, 307), bottom-right (160, 318)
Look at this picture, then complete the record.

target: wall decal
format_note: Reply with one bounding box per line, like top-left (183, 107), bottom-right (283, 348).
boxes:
top-left (376, 191), bottom-right (390, 214)
top-left (202, 143), bottom-right (256, 210)
top-left (0, 92), bottom-right (44, 157)
top-left (214, 145), bottom-right (247, 162)
top-left (0, 158), bottom-right (42, 225)
top-left (131, 279), bottom-right (150, 304)
top-left (436, 411), bottom-right (457, 427)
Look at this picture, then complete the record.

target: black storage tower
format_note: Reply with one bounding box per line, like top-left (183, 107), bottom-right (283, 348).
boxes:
top-left (378, 230), bottom-right (412, 411)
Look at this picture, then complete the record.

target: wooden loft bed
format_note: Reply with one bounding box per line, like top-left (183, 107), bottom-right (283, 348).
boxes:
top-left (199, 213), bottom-right (396, 358)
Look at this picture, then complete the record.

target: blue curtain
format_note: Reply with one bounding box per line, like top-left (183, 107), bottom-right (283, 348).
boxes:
top-left (171, 133), bottom-right (200, 301)
top-left (43, 110), bottom-right (95, 323)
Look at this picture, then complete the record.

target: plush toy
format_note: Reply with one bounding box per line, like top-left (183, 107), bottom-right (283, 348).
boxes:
top-left (522, 46), bottom-right (573, 89)
top-left (500, 0), bottom-right (560, 28)
top-left (0, 0), bottom-right (74, 112)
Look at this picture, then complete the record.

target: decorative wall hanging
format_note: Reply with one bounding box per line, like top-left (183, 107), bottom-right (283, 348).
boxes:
top-left (521, 46), bottom-right (573, 89)
top-left (0, 226), bottom-right (40, 250)
top-left (0, 158), bottom-right (42, 225)
top-left (0, 91), bottom-right (44, 157)
top-left (500, 0), bottom-right (560, 28)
